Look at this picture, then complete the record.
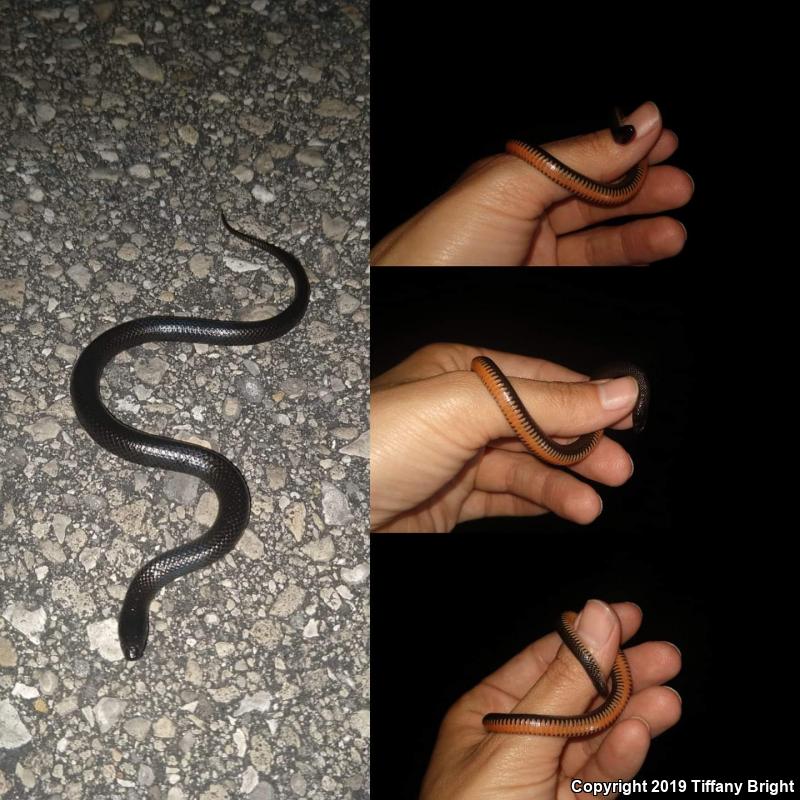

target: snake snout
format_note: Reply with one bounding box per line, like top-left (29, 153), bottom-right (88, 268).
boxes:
top-left (119, 601), bottom-right (149, 660)
top-left (124, 644), bottom-right (144, 661)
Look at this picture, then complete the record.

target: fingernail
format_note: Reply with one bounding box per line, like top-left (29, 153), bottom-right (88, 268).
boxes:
top-left (628, 454), bottom-right (635, 478)
top-left (629, 715), bottom-right (651, 733)
top-left (665, 641), bottom-right (682, 658)
top-left (678, 221), bottom-right (688, 241)
top-left (623, 101), bottom-right (660, 138)
top-left (685, 171), bottom-right (695, 193)
top-left (626, 601), bottom-right (643, 614)
top-left (595, 376), bottom-right (638, 411)
top-left (575, 599), bottom-right (615, 650)
top-left (664, 686), bottom-right (683, 704)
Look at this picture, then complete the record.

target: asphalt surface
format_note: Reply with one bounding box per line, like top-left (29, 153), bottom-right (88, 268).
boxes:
top-left (0, 2), bottom-right (369, 798)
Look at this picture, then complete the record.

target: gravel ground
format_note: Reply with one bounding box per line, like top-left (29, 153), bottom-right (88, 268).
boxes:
top-left (0, 3), bottom-right (369, 798)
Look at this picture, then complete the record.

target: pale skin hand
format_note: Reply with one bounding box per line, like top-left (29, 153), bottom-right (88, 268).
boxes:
top-left (371, 102), bottom-right (693, 266)
top-left (371, 343), bottom-right (642, 532)
top-left (420, 600), bottom-right (682, 800)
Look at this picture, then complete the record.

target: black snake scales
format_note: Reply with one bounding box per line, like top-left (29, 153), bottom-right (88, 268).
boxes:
top-left (70, 212), bottom-right (310, 660)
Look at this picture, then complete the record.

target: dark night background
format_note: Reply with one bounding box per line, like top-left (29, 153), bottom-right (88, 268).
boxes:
top-left (370, 6), bottom-right (797, 795)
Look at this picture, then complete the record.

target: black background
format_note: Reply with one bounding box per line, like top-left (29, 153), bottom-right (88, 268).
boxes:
top-left (371, 4), bottom-right (797, 797)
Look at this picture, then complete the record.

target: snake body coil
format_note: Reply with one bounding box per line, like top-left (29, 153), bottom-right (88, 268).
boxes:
top-left (505, 111), bottom-right (649, 206)
top-left (505, 140), bottom-right (648, 206)
top-left (471, 356), bottom-right (648, 466)
top-left (483, 611), bottom-right (633, 736)
top-left (70, 213), bottom-right (309, 660)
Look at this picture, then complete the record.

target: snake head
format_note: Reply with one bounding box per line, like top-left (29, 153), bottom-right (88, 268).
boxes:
top-left (123, 642), bottom-right (145, 661)
top-left (119, 602), bottom-right (149, 661)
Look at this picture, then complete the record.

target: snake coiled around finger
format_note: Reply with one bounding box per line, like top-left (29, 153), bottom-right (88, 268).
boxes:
top-left (482, 611), bottom-right (633, 736)
top-left (505, 109), bottom-right (649, 206)
top-left (471, 356), bottom-right (649, 466)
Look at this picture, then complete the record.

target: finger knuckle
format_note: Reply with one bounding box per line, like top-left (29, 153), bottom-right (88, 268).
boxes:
top-left (546, 381), bottom-right (591, 425)
top-left (502, 458), bottom-right (527, 495)
top-left (547, 648), bottom-right (584, 689)
top-left (417, 342), bottom-right (472, 372)
top-left (539, 470), bottom-right (566, 511)
top-left (580, 131), bottom-right (611, 161)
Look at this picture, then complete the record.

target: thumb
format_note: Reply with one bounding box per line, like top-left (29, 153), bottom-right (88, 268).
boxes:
top-left (498, 600), bottom-right (622, 759)
top-left (467, 368), bottom-right (641, 449)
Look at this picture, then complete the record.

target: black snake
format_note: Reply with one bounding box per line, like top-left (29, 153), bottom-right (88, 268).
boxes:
top-left (70, 213), bottom-right (309, 660)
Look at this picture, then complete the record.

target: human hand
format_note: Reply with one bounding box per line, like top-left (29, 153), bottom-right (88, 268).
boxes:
top-left (370, 102), bottom-right (692, 266)
top-left (420, 600), bottom-right (682, 800)
top-left (371, 343), bottom-right (642, 532)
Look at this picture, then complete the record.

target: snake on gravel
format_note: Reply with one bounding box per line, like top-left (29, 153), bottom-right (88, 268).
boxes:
top-left (70, 212), bottom-right (310, 660)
